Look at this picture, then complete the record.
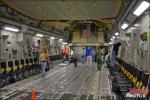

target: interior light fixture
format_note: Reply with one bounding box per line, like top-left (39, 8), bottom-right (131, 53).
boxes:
top-left (68, 43), bottom-right (72, 46)
top-left (36, 33), bottom-right (44, 37)
top-left (134, 24), bottom-right (139, 27)
top-left (50, 36), bottom-right (55, 39)
top-left (130, 27), bottom-right (134, 30)
top-left (117, 36), bottom-right (119, 38)
top-left (111, 38), bottom-right (113, 41)
top-left (63, 42), bottom-right (67, 45)
top-left (4, 26), bottom-right (19, 32)
top-left (109, 42), bottom-right (112, 45)
top-left (133, 1), bottom-right (150, 16)
top-left (121, 23), bottom-right (129, 29)
top-left (115, 32), bottom-right (119, 36)
top-left (112, 36), bottom-right (115, 39)
top-left (59, 38), bottom-right (63, 42)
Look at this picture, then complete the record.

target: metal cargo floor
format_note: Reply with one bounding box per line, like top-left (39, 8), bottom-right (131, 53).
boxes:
top-left (0, 63), bottom-right (115, 100)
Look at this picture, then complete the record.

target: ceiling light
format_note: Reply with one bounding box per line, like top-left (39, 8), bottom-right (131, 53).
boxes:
top-left (121, 23), bottom-right (129, 29)
top-left (111, 38), bottom-right (113, 41)
top-left (36, 33), bottom-right (44, 37)
top-left (50, 36), bottom-right (55, 39)
top-left (115, 32), bottom-right (119, 36)
top-left (109, 42), bottom-right (112, 45)
top-left (112, 36), bottom-right (115, 39)
top-left (133, 1), bottom-right (150, 16)
top-left (134, 24), bottom-right (139, 27)
top-left (68, 43), bottom-right (72, 46)
top-left (63, 42), bottom-right (67, 45)
top-left (4, 26), bottom-right (19, 32)
top-left (59, 39), bottom-right (63, 42)
top-left (117, 36), bottom-right (119, 38)
top-left (130, 27), bottom-right (134, 30)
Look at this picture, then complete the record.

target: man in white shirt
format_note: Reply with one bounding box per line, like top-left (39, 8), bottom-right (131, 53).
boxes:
top-left (33, 40), bottom-right (41, 64)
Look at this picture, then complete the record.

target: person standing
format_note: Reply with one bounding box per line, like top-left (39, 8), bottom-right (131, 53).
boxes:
top-left (111, 42), bottom-right (121, 67)
top-left (96, 48), bottom-right (103, 70)
top-left (81, 48), bottom-right (86, 64)
top-left (69, 49), bottom-right (74, 64)
top-left (39, 48), bottom-right (49, 80)
top-left (33, 40), bottom-right (41, 64)
top-left (92, 47), bottom-right (96, 63)
top-left (73, 53), bottom-right (78, 67)
top-left (86, 46), bottom-right (93, 67)
top-left (103, 48), bottom-right (108, 63)
top-left (63, 46), bottom-right (69, 60)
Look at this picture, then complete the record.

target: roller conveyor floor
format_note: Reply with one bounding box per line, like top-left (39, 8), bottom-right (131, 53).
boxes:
top-left (0, 63), bottom-right (115, 100)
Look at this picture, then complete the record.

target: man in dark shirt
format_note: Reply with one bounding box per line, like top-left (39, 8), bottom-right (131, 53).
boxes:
top-left (111, 42), bottom-right (121, 67)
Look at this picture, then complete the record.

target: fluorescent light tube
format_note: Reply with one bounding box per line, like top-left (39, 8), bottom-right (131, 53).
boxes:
top-left (4, 27), bottom-right (19, 32)
top-left (109, 42), bottom-right (112, 45)
top-left (134, 24), bottom-right (139, 27)
top-left (130, 27), bottom-right (134, 30)
top-left (121, 23), bottom-right (128, 29)
top-left (50, 36), bottom-right (55, 39)
top-left (63, 42), bottom-right (67, 45)
top-left (133, 1), bottom-right (150, 16)
top-left (115, 32), bottom-right (119, 36)
top-left (36, 34), bottom-right (44, 37)
top-left (59, 39), bottom-right (63, 41)
top-left (112, 36), bottom-right (115, 39)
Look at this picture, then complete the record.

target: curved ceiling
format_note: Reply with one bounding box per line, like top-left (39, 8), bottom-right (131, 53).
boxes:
top-left (3, 0), bottom-right (122, 21)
